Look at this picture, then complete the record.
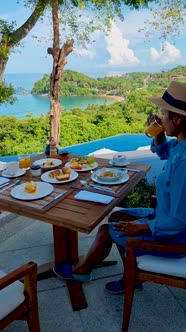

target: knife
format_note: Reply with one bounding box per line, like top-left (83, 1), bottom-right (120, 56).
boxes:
top-left (43, 191), bottom-right (67, 209)
top-left (0, 182), bottom-right (10, 189)
top-left (0, 179), bottom-right (22, 193)
top-left (80, 180), bottom-right (114, 192)
top-left (115, 167), bottom-right (141, 173)
top-left (125, 168), bottom-right (141, 173)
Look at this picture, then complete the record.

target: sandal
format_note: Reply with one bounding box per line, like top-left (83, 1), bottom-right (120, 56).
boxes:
top-left (53, 264), bottom-right (92, 282)
top-left (105, 279), bottom-right (143, 295)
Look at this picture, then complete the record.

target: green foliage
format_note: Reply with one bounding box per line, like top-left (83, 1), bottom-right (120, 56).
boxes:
top-left (0, 65), bottom-right (185, 156)
top-left (0, 20), bottom-right (17, 59)
top-left (32, 66), bottom-right (186, 97)
top-left (0, 84), bottom-right (16, 105)
top-left (140, 0), bottom-right (186, 40)
top-left (120, 178), bottom-right (156, 208)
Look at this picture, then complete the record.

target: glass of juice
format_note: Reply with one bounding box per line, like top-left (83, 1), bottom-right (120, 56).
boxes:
top-left (145, 116), bottom-right (164, 137)
top-left (19, 155), bottom-right (31, 170)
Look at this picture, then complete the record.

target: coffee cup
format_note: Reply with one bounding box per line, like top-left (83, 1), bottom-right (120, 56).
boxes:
top-left (112, 154), bottom-right (127, 166)
top-left (6, 161), bottom-right (19, 176)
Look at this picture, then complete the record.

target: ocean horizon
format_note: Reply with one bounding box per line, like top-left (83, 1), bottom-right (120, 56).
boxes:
top-left (0, 73), bottom-right (114, 119)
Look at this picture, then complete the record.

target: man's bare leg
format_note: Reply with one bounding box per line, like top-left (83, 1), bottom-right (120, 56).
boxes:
top-left (73, 224), bottom-right (113, 275)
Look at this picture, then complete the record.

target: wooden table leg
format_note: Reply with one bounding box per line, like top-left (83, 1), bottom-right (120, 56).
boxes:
top-left (53, 225), bottom-right (88, 311)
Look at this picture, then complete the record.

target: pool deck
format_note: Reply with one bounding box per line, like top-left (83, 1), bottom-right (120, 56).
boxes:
top-left (1, 150), bottom-right (186, 332)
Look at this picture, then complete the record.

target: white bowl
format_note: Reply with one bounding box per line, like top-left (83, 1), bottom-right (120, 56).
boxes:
top-left (94, 168), bottom-right (123, 182)
top-left (112, 154), bottom-right (127, 166)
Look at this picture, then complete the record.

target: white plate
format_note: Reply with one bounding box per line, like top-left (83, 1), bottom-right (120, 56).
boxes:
top-left (91, 172), bottom-right (129, 185)
top-left (94, 168), bottom-right (124, 183)
top-left (1, 169), bottom-right (26, 178)
top-left (11, 182), bottom-right (54, 200)
top-left (65, 161), bottom-right (98, 172)
top-left (33, 158), bottom-right (62, 170)
top-left (41, 169), bottom-right (78, 184)
top-left (109, 160), bottom-right (130, 167)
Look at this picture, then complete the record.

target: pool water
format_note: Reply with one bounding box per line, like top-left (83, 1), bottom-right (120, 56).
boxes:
top-left (62, 134), bottom-right (151, 156)
top-left (0, 134), bottom-right (151, 162)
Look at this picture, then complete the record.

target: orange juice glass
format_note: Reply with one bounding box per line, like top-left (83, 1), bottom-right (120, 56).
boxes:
top-left (19, 155), bottom-right (31, 170)
top-left (145, 116), bottom-right (164, 137)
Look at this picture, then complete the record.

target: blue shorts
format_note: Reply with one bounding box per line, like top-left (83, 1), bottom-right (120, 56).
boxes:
top-left (108, 208), bottom-right (180, 257)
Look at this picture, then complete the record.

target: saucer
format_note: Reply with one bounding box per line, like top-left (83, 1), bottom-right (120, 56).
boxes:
top-left (109, 160), bottom-right (129, 167)
top-left (1, 169), bottom-right (26, 178)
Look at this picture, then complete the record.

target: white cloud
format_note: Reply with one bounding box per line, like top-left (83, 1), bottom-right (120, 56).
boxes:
top-left (74, 48), bottom-right (95, 59)
top-left (105, 21), bottom-right (140, 66)
top-left (150, 42), bottom-right (181, 64)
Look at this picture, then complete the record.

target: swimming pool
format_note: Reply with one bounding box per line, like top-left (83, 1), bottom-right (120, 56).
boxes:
top-left (0, 134), bottom-right (151, 162)
top-left (62, 134), bottom-right (151, 155)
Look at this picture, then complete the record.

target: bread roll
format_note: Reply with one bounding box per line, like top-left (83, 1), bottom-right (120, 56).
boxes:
top-left (49, 170), bottom-right (61, 178)
top-left (56, 173), bottom-right (70, 181)
top-left (62, 167), bottom-right (71, 174)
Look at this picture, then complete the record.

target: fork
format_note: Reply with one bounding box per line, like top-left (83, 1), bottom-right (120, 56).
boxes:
top-left (80, 180), bottom-right (114, 193)
top-left (0, 179), bottom-right (22, 193)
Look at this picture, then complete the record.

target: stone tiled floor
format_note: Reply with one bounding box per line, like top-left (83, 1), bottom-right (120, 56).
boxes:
top-left (1, 212), bottom-right (186, 332)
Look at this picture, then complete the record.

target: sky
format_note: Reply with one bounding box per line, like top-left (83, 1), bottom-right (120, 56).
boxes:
top-left (1, 1), bottom-right (186, 78)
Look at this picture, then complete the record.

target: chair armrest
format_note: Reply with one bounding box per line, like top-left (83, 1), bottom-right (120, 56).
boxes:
top-left (0, 262), bottom-right (37, 290)
top-left (126, 238), bottom-right (186, 255)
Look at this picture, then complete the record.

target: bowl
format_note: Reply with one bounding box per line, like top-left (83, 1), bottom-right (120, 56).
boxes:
top-left (59, 151), bottom-right (70, 158)
top-left (112, 154), bottom-right (127, 166)
top-left (95, 168), bottom-right (123, 182)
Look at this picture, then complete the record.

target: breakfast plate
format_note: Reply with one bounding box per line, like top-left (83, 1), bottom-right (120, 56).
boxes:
top-left (33, 158), bottom-right (62, 170)
top-left (41, 169), bottom-right (78, 184)
top-left (94, 168), bottom-right (124, 183)
top-left (109, 160), bottom-right (130, 167)
top-left (1, 169), bottom-right (26, 178)
top-left (91, 172), bottom-right (129, 185)
top-left (11, 182), bottom-right (54, 200)
top-left (65, 161), bottom-right (98, 172)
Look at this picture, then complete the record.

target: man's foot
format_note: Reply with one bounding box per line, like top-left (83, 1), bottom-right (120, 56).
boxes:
top-left (105, 279), bottom-right (143, 295)
top-left (53, 264), bottom-right (92, 282)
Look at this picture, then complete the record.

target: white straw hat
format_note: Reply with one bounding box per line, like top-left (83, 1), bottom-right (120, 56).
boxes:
top-left (149, 81), bottom-right (186, 116)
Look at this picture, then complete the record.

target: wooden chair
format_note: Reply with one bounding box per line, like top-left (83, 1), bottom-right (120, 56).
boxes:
top-left (0, 261), bottom-right (40, 332)
top-left (122, 239), bottom-right (186, 332)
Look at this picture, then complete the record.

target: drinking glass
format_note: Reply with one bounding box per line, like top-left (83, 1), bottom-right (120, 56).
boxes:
top-left (145, 116), bottom-right (164, 137)
top-left (19, 155), bottom-right (31, 170)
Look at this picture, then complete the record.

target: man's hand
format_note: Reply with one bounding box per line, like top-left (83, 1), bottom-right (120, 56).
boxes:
top-left (113, 221), bottom-right (151, 237)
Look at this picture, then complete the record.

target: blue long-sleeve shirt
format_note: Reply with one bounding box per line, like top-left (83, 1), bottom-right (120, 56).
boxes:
top-left (148, 138), bottom-right (186, 243)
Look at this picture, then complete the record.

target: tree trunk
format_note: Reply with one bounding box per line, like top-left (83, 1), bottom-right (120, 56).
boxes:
top-left (0, 59), bottom-right (7, 85)
top-left (48, 0), bottom-right (74, 145)
top-left (0, 0), bottom-right (49, 85)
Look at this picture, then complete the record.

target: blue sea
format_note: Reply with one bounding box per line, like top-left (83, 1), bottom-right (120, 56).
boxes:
top-left (0, 73), bottom-right (153, 162)
top-left (0, 73), bottom-right (114, 119)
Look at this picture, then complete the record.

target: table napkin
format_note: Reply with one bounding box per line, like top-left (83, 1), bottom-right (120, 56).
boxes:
top-left (74, 190), bottom-right (114, 204)
top-left (0, 177), bottom-right (9, 186)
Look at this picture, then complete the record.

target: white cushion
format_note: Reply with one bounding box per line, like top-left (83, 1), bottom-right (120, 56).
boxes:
top-left (137, 255), bottom-right (186, 278)
top-left (0, 270), bottom-right (25, 320)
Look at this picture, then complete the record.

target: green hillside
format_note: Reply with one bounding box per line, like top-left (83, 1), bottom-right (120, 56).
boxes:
top-left (32, 66), bottom-right (186, 97)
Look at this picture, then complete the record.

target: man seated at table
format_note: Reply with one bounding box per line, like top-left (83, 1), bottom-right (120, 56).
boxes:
top-left (53, 81), bottom-right (186, 294)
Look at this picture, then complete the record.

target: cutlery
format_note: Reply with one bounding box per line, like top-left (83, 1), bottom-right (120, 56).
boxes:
top-left (80, 180), bottom-right (114, 193)
top-left (43, 191), bottom-right (67, 209)
top-left (0, 179), bottom-right (22, 193)
top-left (0, 182), bottom-right (10, 189)
top-left (125, 167), bottom-right (141, 173)
top-left (115, 167), bottom-right (141, 173)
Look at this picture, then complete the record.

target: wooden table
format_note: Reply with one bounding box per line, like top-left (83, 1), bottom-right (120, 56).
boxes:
top-left (0, 154), bottom-right (150, 311)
